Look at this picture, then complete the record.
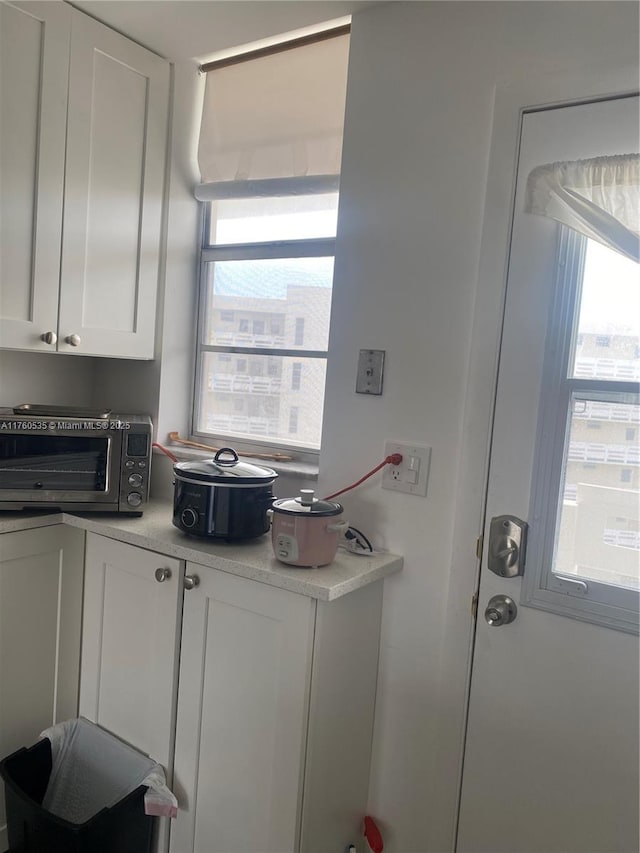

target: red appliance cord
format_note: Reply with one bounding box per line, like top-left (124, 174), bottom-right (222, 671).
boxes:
top-left (324, 454), bottom-right (402, 501)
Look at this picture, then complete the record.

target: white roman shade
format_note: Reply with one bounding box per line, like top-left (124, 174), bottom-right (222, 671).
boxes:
top-left (197, 29), bottom-right (350, 193)
top-left (525, 153), bottom-right (640, 262)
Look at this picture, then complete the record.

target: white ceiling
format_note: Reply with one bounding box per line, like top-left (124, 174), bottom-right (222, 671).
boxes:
top-left (71, 1), bottom-right (382, 63)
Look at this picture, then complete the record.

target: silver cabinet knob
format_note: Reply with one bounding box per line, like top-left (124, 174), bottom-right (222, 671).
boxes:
top-left (155, 567), bottom-right (172, 583)
top-left (484, 594), bottom-right (517, 626)
top-left (184, 574), bottom-right (200, 591)
top-left (41, 331), bottom-right (57, 345)
top-left (65, 333), bottom-right (81, 347)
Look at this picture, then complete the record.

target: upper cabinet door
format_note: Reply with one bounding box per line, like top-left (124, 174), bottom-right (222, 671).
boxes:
top-left (59, 10), bottom-right (169, 359)
top-left (0, 1), bottom-right (70, 351)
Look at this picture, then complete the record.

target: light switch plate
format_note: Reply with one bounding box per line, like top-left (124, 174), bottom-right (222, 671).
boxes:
top-left (356, 349), bottom-right (385, 395)
top-left (381, 441), bottom-right (431, 496)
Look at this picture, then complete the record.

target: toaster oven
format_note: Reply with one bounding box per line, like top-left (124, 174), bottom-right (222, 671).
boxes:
top-left (0, 408), bottom-right (152, 513)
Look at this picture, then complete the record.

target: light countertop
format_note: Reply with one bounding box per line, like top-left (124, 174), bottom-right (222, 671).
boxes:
top-left (0, 501), bottom-right (402, 601)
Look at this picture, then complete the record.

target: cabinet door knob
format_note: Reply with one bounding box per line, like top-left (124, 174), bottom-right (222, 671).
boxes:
top-left (65, 333), bottom-right (81, 347)
top-left (155, 567), bottom-right (172, 583)
top-left (184, 574), bottom-right (200, 591)
top-left (41, 331), bottom-right (57, 345)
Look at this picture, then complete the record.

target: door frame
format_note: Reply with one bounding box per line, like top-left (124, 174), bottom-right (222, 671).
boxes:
top-left (427, 63), bottom-right (640, 852)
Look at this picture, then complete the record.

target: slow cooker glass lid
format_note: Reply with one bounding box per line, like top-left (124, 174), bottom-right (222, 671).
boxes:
top-left (174, 448), bottom-right (276, 484)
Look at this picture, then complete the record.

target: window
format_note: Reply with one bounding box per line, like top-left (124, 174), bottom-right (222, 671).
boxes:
top-left (526, 229), bottom-right (639, 631)
top-left (192, 26), bottom-right (349, 457)
top-left (291, 363), bottom-right (302, 391)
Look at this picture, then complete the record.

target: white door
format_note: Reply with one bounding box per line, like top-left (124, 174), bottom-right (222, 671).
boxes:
top-left (58, 9), bottom-right (168, 359)
top-left (458, 96), bottom-right (639, 852)
top-left (171, 564), bottom-right (315, 853)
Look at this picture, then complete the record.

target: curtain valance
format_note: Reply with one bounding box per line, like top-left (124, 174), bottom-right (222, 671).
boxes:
top-left (525, 153), bottom-right (640, 262)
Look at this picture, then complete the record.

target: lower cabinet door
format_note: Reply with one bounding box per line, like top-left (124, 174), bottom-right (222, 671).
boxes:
top-left (170, 564), bottom-right (315, 853)
top-left (79, 533), bottom-right (182, 769)
top-left (0, 525), bottom-right (84, 852)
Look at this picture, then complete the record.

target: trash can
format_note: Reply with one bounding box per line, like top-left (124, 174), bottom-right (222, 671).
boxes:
top-left (0, 718), bottom-right (177, 853)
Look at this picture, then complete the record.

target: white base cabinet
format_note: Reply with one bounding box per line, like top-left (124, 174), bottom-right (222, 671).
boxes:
top-left (80, 534), bottom-right (183, 853)
top-left (0, 525), bottom-right (85, 852)
top-left (79, 535), bottom-right (384, 853)
top-left (171, 566), bottom-right (315, 853)
top-left (79, 534), bottom-right (183, 770)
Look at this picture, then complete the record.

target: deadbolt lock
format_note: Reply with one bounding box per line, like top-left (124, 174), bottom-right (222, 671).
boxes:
top-left (488, 515), bottom-right (528, 577)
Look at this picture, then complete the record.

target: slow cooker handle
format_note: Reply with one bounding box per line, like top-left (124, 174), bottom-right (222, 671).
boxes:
top-left (214, 447), bottom-right (239, 465)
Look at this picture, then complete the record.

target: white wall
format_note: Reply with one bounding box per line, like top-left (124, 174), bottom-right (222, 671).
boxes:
top-left (318, 3), bottom-right (639, 851)
top-left (0, 350), bottom-right (96, 408)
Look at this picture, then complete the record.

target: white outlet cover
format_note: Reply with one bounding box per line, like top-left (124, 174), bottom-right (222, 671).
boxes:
top-left (381, 441), bottom-right (431, 496)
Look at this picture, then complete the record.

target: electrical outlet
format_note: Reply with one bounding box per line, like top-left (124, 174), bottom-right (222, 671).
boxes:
top-left (381, 441), bottom-right (431, 496)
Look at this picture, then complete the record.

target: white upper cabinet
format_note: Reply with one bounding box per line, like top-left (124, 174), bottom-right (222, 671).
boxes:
top-left (0, 2), bottom-right (71, 352)
top-left (0, 2), bottom-right (169, 359)
top-left (59, 11), bottom-right (169, 358)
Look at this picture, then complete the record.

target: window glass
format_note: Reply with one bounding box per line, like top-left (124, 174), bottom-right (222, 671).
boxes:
top-left (197, 352), bottom-right (326, 449)
top-left (572, 240), bottom-right (640, 381)
top-left (202, 258), bottom-right (333, 351)
top-left (208, 193), bottom-right (338, 245)
top-left (555, 394), bottom-right (639, 591)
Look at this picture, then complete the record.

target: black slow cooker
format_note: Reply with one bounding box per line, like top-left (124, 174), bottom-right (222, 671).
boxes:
top-left (173, 448), bottom-right (277, 540)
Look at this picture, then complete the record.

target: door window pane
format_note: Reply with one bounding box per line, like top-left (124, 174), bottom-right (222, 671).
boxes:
top-left (572, 241), bottom-right (640, 381)
top-left (555, 395), bottom-right (640, 591)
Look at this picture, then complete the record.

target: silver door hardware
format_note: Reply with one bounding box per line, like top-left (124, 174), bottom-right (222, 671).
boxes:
top-left (40, 331), bottom-right (57, 345)
top-left (155, 567), bottom-right (172, 582)
top-left (184, 574), bottom-right (200, 590)
top-left (65, 333), bottom-right (81, 346)
top-left (488, 515), bottom-right (528, 577)
top-left (554, 575), bottom-right (589, 595)
top-left (484, 595), bottom-right (517, 626)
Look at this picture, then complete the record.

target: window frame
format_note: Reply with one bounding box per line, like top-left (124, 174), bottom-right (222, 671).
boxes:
top-left (191, 197), bottom-right (336, 462)
top-left (523, 226), bottom-right (640, 634)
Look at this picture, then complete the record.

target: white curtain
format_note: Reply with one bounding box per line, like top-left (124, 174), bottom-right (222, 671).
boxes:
top-left (525, 153), bottom-right (640, 262)
top-left (197, 33), bottom-right (349, 188)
